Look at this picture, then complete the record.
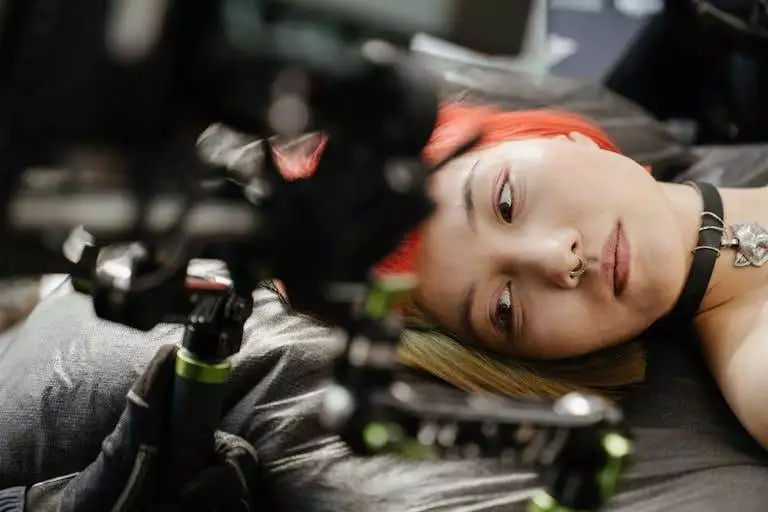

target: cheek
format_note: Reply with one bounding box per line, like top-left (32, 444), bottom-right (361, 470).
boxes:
top-left (527, 296), bottom-right (608, 357)
top-left (633, 249), bottom-right (684, 319)
top-left (627, 205), bottom-right (689, 318)
top-left (537, 148), bottom-right (650, 193)
top-left (521, 290), bottom-right (654, 359)
top-left (531, 157), bottom-right (657, 229)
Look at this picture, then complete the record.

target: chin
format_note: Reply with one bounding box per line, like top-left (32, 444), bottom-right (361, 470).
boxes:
top-left (630, 276), bottom-right (679, 327)
top-left (631, 223), bottom-right (689, 320)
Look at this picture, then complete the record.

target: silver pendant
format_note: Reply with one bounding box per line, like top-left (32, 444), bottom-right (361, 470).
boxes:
top-left (723, 222), bottom-right (768, 267)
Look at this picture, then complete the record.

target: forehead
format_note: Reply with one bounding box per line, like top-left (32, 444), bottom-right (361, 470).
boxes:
top-left (413, 139), bottom-right (569, 315)
top-left (443, 138), bottom-right (552, 175)
top-left (412, 175), bottom-right (473, 330)
top-left (414, 194), bottom-right (473, 302)
top-left (425, 139), bottom-right (550, 209)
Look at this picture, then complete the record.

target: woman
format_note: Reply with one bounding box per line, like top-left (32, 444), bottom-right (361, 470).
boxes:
top-left (2, 102), bottom-right (768, 512)
top-left (269, 102), bottom-right (768, 450)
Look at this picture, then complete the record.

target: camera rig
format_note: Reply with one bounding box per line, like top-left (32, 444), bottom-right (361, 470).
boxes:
top-left (0, 1), bottom-right (630, 511)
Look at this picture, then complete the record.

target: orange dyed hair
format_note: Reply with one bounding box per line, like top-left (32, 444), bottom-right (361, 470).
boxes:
top-left (273, 103), bottom-right (626, 276)
top-left (272, 103), bottom-right (646, 398)
top-left (373, 104), bottom-right (624, 275)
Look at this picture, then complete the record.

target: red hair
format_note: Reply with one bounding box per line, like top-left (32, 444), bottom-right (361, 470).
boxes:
top-left (273, 104), bottom-right (625, 276)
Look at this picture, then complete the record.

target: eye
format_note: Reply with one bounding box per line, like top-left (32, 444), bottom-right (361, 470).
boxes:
top-left (494, 283), bottom-right (513, 333)
top-left (498, 171), bottom-right (513, 223)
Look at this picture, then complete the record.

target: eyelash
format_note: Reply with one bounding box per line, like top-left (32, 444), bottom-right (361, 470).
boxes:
top-left (497, 167), bottom-right (514, 222)
top-left (494, 283), bottom-right (513, 334)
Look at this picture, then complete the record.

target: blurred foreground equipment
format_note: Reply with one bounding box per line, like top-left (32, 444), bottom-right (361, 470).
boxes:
top-left (0, 2), bottom-right (630, 511)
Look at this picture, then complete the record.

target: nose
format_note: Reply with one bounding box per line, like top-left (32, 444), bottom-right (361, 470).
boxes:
top-left (499, 227), bottom-right (585, 288)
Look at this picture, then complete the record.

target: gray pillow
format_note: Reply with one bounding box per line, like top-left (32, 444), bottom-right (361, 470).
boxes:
top-left (416, 53), bottom-right (697, 180)
top-left (672, 145), bottom-right (768, 187)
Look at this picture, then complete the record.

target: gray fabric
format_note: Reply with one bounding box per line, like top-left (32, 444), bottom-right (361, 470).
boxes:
top-left (415, 53), bottom-right (698, 179)
top-left (3, 283), bottom-right (768, 511)
top-left (673, 145), bottom-right (768, 188)
top-left (0, 485), bottom-right (25, 512)
top-left (26, 475), bottom-right (74, 512)
top-left (0, 287), bottom-right (535, 511)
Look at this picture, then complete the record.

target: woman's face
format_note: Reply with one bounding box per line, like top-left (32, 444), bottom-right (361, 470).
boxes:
top-left (414, 134), bottom-right (689, 359)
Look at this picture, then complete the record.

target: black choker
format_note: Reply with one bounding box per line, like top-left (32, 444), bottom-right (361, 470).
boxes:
top-left (665, 181), bottom-right (724, 324)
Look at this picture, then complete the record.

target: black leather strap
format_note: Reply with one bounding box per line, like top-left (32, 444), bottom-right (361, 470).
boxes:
top-left (666, 181), bottom-right (724, 324)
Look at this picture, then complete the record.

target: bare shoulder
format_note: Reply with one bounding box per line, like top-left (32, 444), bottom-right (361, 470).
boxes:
top-left (695, 294), bottom-right (768, 449)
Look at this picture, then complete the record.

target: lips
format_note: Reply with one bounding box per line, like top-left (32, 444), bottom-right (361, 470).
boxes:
top-left (601, 223), bottom-right (631, 297)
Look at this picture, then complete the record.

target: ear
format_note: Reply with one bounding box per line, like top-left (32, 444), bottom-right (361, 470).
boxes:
top-left (565, 131), bottom-right (599, 149)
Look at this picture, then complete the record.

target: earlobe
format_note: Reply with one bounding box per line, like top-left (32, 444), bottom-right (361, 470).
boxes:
top-left (566, 131), bottom-right (599, 149)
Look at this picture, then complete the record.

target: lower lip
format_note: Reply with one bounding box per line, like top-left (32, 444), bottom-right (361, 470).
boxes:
top-left (614, 224), bottom-right (631, 297)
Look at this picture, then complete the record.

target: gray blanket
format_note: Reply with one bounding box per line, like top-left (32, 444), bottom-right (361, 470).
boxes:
top-left (2, 277), bottom-right (768, 511)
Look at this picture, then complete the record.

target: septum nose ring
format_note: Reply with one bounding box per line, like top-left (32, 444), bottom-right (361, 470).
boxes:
top-left (569, 254), bottom-right (588, 279)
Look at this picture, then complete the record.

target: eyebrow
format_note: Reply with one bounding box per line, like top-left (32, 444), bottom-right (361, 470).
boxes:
top-left (463, 159), bottom-right (480, 231)
top-left (459, 283), bottom-right (482, 344)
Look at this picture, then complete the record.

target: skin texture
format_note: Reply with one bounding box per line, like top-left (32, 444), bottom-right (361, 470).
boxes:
top-left (414, 134), bottom-right (690, 359)
top-left (692, 187), bottom-right (768, 451)
top-left (414, 131), bottom-right (768, 449)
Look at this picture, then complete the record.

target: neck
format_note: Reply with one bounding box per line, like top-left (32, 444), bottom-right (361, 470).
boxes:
top-left (661, 182), bottom-right (768, 319)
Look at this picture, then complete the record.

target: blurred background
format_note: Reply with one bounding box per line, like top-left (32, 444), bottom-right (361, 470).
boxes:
top-left (3, 0), bottom-right (768, 332)
top-left (414, 0), bottom-right (664, 78)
